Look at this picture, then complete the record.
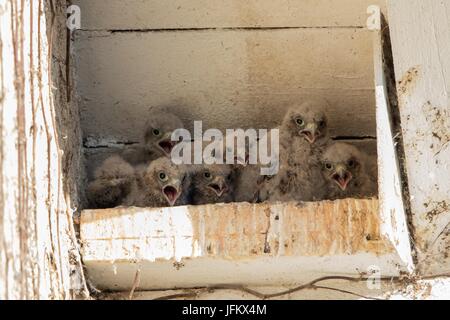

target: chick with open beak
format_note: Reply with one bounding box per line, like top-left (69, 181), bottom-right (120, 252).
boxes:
top-left (261, 100), bottom-right (331, 202)
top-left (155, 131), bottom-right (178, 156)
top-left (327, 163), bottom-right (353, 191)
top-left (293, 112), bottom-right (327, 146)
top-left (279, 100), bottom-right (330, 165)
top-left (121, 111), bottom-right (184, 165)
top-left (191, 164), bottom-right (235, 205)
top-left (321, 142), bottom-right (378, 200)
top-left (123, 157), bottom-right (190, 208)
top-left (143, 111), bottom-right (184, 157)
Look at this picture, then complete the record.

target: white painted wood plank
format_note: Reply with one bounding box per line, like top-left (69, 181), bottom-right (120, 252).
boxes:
top-left (372, 27), bottom-right (413, 272)
top-left (0, 0), bottom-right (87, 299)
top-left (80, 200), bottom-right (409, 290)
top-left (388, 0), bottom-right (450, 275)
top-left (73, 29), bottom-right (376, 142)
top-left (73, 0), bottom-right (386, 30)
top-left (95, 277), bottom-right (450, 300)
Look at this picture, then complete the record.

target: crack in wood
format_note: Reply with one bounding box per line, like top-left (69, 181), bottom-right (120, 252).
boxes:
top-left (76, 25), bottom-right (366, 34)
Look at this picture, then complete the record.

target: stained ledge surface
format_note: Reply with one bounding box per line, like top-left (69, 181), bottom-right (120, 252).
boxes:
top-left (80, 199), bottom-right (407, 291)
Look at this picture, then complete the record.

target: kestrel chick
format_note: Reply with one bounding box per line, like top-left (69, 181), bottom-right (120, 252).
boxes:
top-left (122, 111), bottom-right (184, 165)
top-left (86, 155), bottom-right (136, 209)
top-left (263, 100), bottom-right (331, 202)
top-left (233, 165), bottom-right (262, 203)
top-left (191, 164), bottom-right (235, 205)
top-left (123, 157), bottom-right (190, 208)
top-left (320, 142), bottom-right (377, 199)
top-left (233, 131), bottom-right (278, 203)
top-left (280, 100), bottom-right (330, 165)
top-left (189, 134), bottom-right (257, 203)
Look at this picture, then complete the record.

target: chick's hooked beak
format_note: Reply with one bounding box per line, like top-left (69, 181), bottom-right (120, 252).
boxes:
top-left (158, 132), bottom-right (177, 156)
top-left (208, 176), bottom-right (229, 197)
top-left (331, 164), bottom-right (353, 191)
top-left (162, 179), bottom-right (181, 206)
top-left (301, 123), bottom-right (320, 144)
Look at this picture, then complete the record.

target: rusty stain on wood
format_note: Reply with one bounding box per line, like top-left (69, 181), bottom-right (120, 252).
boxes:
top-left (397, 66), bottom-right (420, 102)
top-left (81, 198), bottom-right (393, 260)
top-left (389, 0), bottom-right (450, 275)
top-left (424, 200), bottom-right (449, 222)
top-left (422, 101), bottom-right (450, 157)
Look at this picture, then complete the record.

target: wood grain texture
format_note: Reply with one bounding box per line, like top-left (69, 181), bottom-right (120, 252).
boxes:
top-left (101, 277), bottom-right (450, 300)
top-left (72, 0), bottom-right (386, 30)
top-left (79, 199), bottom-right (411, 290)
top-left (388, 0), bottom-right (450, 275)
top-left (82, 200), bottom-right (387, 257)
top-left (372, 28), bottom-right (413, 272)
top-left (0, 0), bottom-right (87, 299)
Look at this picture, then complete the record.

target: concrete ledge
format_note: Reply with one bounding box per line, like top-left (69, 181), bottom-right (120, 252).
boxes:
top-left (80, 199), bottom-right (409, 291)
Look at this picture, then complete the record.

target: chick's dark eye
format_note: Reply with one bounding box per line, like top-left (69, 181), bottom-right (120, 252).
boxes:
top-left (324, 162), bottom-right (333, 170)
top-left (347, 159), bottom-right (356, 168)
top-left (204, 171), bottom-right (211, 179)
top-left (153, 129), bottom-right (161, 136)
top-left (159, 172), bottom-right (167, 181)
top-left (295, 117), bottom-right (305, 126)
top-left (319, 120), bottom-right (326, 128)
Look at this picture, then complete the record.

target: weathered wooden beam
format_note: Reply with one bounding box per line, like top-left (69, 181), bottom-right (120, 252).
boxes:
top-left (73, 29), bottom-right (377, 143)
top-left (388, 0), bottom-right (450, 275)
top-left (0, 0), bottom-right (87, 299)
top-left (80, 199), bottom-right (411, 291)
top-left (94, 276), bottom-right (450, 300)
top-left (372, 18), bottom-right (414, 272)
top-left (72, 0), bottom-right (386, 30)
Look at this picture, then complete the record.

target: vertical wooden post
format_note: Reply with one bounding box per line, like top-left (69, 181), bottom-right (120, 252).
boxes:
top-left (372, 12), bottom-right (414, 272)
top-left (388, 0), bottom-right (450, 275)
top-left (0, 0), bottom-right (87, 299)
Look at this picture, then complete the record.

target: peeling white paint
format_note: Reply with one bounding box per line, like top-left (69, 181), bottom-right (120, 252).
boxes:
top-left (80, 200), bottom-right (411, 291)
top-left (372, 27), bottom-right (414, 272)
top-left (388, 0), bottom-right (450, 275)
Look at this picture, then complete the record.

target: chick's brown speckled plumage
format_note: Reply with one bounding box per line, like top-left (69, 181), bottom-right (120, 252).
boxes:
top-left (191, 164), bottom-right (235, 205)
top-left (234, 165), bottom-right (263, 203)
top-left (87, 155), bottom-right (136, 209)
top-left (233, 131), bottom-right (279, 203)
top-left (321, 142), bottom-right (377, 199)
top-left (263, 101), bottom-right (331, 202)
top-left (122, 111), bottom-right (184, 165)
top-left (123, 157), bottom-right (191, 208)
